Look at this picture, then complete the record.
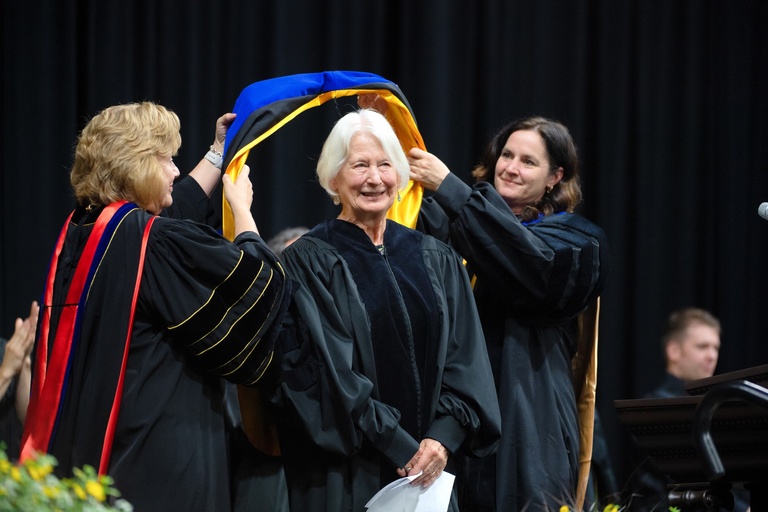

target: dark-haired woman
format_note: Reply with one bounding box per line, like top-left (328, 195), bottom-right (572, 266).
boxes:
top-left (409, 117), bottom-right (610, 511)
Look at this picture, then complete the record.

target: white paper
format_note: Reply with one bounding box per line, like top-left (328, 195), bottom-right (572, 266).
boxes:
top-left (365, 471), bottom-right (455, 512)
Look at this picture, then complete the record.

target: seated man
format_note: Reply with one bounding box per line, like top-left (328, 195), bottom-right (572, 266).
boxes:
top-left (626, 308), bottom-right (748, 511)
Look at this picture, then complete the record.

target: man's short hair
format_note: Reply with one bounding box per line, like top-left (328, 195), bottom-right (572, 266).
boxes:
top-left (661, 307), bottom-right (721, 350)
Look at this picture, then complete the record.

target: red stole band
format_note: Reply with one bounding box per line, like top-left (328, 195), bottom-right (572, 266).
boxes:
top-left (99, 215), bottom-right (155, 474)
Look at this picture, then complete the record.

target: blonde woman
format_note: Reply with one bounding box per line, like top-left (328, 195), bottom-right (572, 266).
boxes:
top-left (22, 102), bottom-right (290, 512)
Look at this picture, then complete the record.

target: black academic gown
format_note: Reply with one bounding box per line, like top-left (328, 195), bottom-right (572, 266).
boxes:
top-left (271, 219), bottom-right (501, 512)
top-left (30, 178), bottom-right (289, 512)
top-left (418, 173), bottom-right (610, 511)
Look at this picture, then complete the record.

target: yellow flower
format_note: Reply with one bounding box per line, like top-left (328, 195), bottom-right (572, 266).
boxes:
top-left (72, 483), bottom-right (87, 500)
top-left (40, 461), bottom-right (54, 476)
top-left (560, 506), bottom-right (570, 512)
top-left (603, 505), bottom-right (620, 512)
top-left (28, 466), bottom-right (40, 480)
top-left (0, 459), bottom-right (10, 473)
top-left (43, 485), bottom-right (61, 499)
top-left (10, 466), bottom-right (21, 482)
top-left (86, 479), bottom-right (107, 502)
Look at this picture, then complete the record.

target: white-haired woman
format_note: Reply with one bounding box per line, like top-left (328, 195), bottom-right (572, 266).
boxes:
top-left (269, 109), bottom-right (501, 511)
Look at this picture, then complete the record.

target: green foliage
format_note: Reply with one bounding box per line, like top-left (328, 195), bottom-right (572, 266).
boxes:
top-left (0, 444), bottom-right (132, 512)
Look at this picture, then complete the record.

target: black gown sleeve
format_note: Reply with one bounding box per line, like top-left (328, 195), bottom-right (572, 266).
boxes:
top-left (429, 173), bottom-right (609, 320)
top-left (140, 217), bottom-right (290, 386)
top-left (416, 192), bottom-right (451, 244)
top-left (162, 175), bottom-right (217, 225)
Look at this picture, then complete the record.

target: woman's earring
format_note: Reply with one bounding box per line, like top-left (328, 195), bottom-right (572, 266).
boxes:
top-left (332, 195), bottom-right (340, 206)
top-left (546, 185), bottom-right (553, 194)
top-left (397, 190), bottom-right (402, 203)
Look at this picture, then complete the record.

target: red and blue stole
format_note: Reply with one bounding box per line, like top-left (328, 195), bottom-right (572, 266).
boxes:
top-left (21, 201), bottom-right (155, 475)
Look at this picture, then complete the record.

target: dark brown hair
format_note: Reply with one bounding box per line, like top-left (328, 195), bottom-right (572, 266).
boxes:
top-left (471, 116), bottom-right (582, 222)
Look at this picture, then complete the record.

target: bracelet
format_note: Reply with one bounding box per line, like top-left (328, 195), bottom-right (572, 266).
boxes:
top-left (204, 145), bottom-right (223, 169)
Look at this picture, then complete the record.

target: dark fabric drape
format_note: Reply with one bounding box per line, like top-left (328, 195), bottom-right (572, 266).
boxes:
top-left (3, 0), bottom-right (768, 494)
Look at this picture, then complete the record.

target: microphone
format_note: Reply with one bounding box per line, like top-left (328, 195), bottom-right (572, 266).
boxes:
top-left (760, 202), bottom-right (768, 220)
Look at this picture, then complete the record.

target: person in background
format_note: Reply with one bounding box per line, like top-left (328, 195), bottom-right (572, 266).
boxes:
top-left (0, 300), bottom-right (39, 459)
top-left (626, 307), bottom-right (751, 511)
top-left (20, 102), bottom-right (291, 512)
top-left (408, 116), bottom-right (610, 510)
top-left (647, 307), bottom-right (721, 398)
top-left (268, 108), bottom-right (501, 511)
top-left (267, 226), bottom-right (309, 259)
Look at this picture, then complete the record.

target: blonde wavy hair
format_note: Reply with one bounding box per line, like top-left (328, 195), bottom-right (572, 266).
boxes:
top-left (70, 102), bottom-right (182, 211)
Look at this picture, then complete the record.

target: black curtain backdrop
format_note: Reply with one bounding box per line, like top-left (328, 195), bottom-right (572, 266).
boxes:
top-left (3, 0), bottom-right (768, 493)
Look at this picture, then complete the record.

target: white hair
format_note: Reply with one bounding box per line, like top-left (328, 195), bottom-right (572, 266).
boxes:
top-left (316, 109), bottom-right (409, 201)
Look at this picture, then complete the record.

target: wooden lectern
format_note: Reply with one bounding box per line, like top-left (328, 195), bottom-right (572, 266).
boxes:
top-left (615, 365), bottom-right (768, 510)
